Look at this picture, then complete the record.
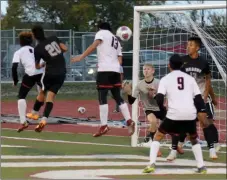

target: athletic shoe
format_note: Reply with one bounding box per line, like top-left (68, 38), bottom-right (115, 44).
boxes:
top-left (35, 119), bottom-right (46, 132)
top-left (196, 166), bottom-right (207, 174)
top-left (93, 125), bottom-right (110, 137)
top-left (17, 121), bottom-right (29, 132)
top-left (143, 164), bottom-right (155, 173)
top-left (209, 148), bottom-right (218, 159)
top-left (166, 150), bottom-right (177, 161)
top-left (26, 113), bottom-right (39, 120)
top-left (126, 119), bottom-right (135, 136)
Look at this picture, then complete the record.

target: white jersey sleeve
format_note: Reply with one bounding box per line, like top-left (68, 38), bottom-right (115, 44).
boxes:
top-left (12, 51), bottom-right (20, 63)
top-left (95, 31), bottom-right (104, 41)
top-left (117, 42), bottom-right (122, 56)
top-left (192, 78), bottom-right (202, 97)
top-left (157, 78), bottom-right (167, 95)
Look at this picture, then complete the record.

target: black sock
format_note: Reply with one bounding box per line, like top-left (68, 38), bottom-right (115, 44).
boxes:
top-left (179, 133), bottom-right (187, 143)
top-left (33, 99), bottom-right (44, 111)
top-left (144, 131), bottom-right (156, 142)
top-left (171, 135), bottom-right (179, 150)
top-left (203, 125), bottom-right (214, 149)
top-left (43, 102), bottom-right (53, 118)
top-left (210, 124), bottom-right (219, 143)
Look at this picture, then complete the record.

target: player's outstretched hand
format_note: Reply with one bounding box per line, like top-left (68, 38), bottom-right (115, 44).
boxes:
top-left (71, 56), bottom-right (82, 63)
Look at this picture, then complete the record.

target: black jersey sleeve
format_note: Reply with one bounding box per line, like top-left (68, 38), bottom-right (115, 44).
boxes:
top-left (34, 47), bottom-right (43, 65)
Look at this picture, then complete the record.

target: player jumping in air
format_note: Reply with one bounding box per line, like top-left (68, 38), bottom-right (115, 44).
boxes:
top-left (71, 22), bottom-right (135, 137)
top-left (143, 54), bottom-right (207, 174)
top-left (168, 37), bottom-right (219, 160)
top-left (12, 31), bottom-right (45, 132)
top-left (28, 25), bottom-right (68, 132)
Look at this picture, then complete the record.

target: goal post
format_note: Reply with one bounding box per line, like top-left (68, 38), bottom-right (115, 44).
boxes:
top-left (132, 3), bottom-right (226, 147)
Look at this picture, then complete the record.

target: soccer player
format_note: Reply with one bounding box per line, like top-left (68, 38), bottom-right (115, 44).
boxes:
top-left (143, 54), bottom-right (207, 174)
top-left (11, 31), bottom-right (45, 132)
top-left (71, 22), bottom-right (135, 137)
top-left (30, 25), bottom-right (68, 132)
top-left (178, 37), bottom-right (219, 159)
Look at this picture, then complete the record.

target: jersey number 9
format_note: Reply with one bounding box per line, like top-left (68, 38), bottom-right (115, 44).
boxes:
top-left (45, 41), bottom-right (61, 57)
top-left (177, 77), bottom-right (184, 90)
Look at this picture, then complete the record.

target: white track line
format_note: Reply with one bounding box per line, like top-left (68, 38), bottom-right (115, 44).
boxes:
top-left (1, 145), bottom-right (28, 148)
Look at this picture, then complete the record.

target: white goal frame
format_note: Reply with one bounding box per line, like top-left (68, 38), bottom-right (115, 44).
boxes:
top-left (132, 3), bottom-right (226, 147)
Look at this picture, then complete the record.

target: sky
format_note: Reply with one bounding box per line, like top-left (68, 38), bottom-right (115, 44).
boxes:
top-left (1, 0), bottom-right (226, 14)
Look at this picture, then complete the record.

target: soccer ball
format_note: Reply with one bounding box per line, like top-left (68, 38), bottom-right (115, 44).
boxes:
top-left (116, 26), bottom-right (132, 41)
top-left (78, 107), bottom-right (86, 114)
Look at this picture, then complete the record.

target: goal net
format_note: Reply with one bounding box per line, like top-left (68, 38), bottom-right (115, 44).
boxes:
top-left (132, 4), bottom-right (226, 147)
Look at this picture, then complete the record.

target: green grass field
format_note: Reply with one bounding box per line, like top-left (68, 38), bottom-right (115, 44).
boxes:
top-left (1, 129), bottom-right (226, 179)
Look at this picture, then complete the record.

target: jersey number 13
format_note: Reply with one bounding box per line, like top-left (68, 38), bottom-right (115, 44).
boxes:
top-left (45, 41), bottom-right (61, 57)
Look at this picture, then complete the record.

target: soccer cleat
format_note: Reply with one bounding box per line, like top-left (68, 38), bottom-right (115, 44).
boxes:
top-left (177, 145), bottom-right (184, 154)
top-left (93, 125), bottom-right (110, 137)
top-left (143, 164), bottom-right (155, 173)
top-left (166, 150), bottom-right (177, 161)
top-left (126, 119), bottom-right (135, 136)
top-left (214, 143), bottom-right (221, 152)
top-left (196, 166), bottom-right (207, 174)
top-left (26, 113), bottom-right (39, 120)
top-left (17, 121), bottom-right (29, 132)
top-left (35, 119), bottom-right (46, 133)
top-left (209, 148), bottom-right (218, 160)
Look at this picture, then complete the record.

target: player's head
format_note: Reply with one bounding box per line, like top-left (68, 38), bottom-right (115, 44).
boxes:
top-left (168, 54), bottom-right (183, 71)
top-left (98, 22), bottom-right (112, 32)
top-left (143, 63), bottom-right (155, 78)
top-left (187, 37), bottom-right (202, 55)
top-left (31, 25), bottom-right (46, 41)
top-left (19, 31), bottom-right (33, 46)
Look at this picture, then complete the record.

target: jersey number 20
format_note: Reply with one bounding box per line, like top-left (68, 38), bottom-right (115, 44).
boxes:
top-left (45, 41), bottom-right (61, 57)
top-left (177, 77), bottom-right (184, 90)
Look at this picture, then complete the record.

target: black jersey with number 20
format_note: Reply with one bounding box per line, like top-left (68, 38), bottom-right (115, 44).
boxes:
top-left (34, 36), bottom-right (66, 75)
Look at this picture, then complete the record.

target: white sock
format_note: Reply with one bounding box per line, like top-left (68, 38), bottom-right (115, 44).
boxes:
top-left (150, 141), bottom-right (160, 165)
top-left (192, 144), bottom-right (205, 168)
top-left (18, 99), bottom-right (27, 124)
top-left (119, 103), bottom-right (131, 121)
top-left (99, 104), bottom-right (108, 126)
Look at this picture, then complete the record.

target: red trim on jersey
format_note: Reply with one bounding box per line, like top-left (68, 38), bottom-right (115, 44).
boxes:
top-left (22, 83), bottom-right (31, 89)
top-left (114, 83), bottom-right (122, 87)
top-left (98, 85), bottom-right (114, 88)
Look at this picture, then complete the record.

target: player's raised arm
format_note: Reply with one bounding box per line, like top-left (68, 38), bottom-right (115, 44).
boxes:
top-left (11, 51), bottom-right (20, 86)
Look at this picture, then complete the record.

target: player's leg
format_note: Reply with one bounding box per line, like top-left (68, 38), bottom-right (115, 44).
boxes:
top-left (144, 111), bottom-right (162, 156)
top-left (168, 133), bottom-right (185, 160)
top-left (206, 96), bottom-right (220, 152)
top-left (27, 74), bottom-right (45, 120)
top-left (111, 87), bottom-right (135, 135)
top-left (35, 74), bottom-right (65, 132)
top-left (186, 120), bottom-right (207, 174)
top-left (198, 111), bottom-right (218, 159)
top-left (17, 74), bottom-right (36, 132)
top-left (143, 118), bottom-right (174, 173)
top-left (111, 72), bottom-right (135, 135)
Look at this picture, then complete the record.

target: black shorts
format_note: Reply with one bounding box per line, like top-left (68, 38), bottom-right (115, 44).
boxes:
top-left (145, 110), bottom-right (164, 120)
top-left (158, 118), bottom-right (198, 138)
top-left (206, 96), bottom-right (215, 120)
top-left (96, 72), bottom-right (121, 89)
top-left (18, 73), bottom-right (42, 99)
top-left (41, 73), bottom-right (65, 94)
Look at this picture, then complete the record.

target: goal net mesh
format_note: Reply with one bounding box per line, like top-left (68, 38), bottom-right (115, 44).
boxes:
top-left (136, 8), bottom-right (226, 147)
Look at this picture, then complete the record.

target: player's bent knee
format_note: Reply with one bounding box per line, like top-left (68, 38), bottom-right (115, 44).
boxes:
top-left (147, 113), bottom-right (157, 123)
top-left (153, 130), bottom-right (164, 141)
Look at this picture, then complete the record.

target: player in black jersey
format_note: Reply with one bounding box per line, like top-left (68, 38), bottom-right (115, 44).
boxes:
top-left (169, 37), bottom-right (219, 160)
top-left (30, 25), bottom-right (68, 132)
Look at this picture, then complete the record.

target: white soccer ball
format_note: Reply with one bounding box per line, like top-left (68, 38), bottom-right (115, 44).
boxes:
top-left (116, 26), bottom-right (132, 41)
top-left (78, 107), bottom-right (86, 114)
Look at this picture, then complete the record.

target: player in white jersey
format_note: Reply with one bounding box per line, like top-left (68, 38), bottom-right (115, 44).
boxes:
top-left (11, 32), bottom-right (45, 132)
top-left (71, 22), bottom-right (135, 137)
top-left (143, 54), bottom-right (207, 174)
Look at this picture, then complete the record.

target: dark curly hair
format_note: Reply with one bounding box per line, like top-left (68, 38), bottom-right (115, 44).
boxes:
top-left (19, 31), bottom-right (33, 46)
